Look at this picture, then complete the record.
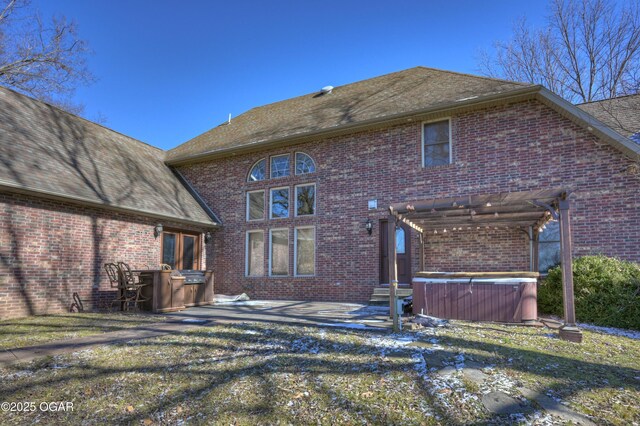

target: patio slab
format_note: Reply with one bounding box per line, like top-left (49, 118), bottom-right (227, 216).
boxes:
top-left (166, 300), bottom-right (392, 329)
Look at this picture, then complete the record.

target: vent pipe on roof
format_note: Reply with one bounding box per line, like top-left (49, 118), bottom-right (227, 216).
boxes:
top-left (321, 85), bottom-right (334, 94)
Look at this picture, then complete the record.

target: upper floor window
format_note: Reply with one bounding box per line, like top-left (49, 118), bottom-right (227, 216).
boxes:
top-left (295, 183), bottom-right (316, 216)
top-left (423, 119), bottom-right (451, 167)
top-left (270, 154), bottom-right (290, 178)
top-left (248, 159), bottom-right (266, 182)
top-left (295, 152), bottom-right (316, 175)
top-left (270, 187), bottom-right (290, 219)
top-left (246, 190), bottom-right (265, 221)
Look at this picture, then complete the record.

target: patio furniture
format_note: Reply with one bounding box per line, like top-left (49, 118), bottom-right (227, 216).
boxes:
top-left (117, 262), bottom-right (151, 311)
top-left (104, 262), bottom-right (130, 310)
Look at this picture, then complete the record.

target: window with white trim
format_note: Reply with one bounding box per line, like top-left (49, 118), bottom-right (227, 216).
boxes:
top-left (295, 184), bottom-right (315, 216)
top-left (269, 228), bottom-right (289, 276)
top-left (295, 152), bottom-right (316, 175)
top-left (423, 119), bottom-right (451, 167)
top-left (246, 231), bottom-right (264, 276)
top-left (270, 187), bottom-right (289, 219)
top-left (248, 159), bottom-right (266, 181)
top-left (270, 154), bottom-right (290, 178)
top-left (246, 190), bottom-right (265, 221)
top-left (295, 226), bottom-right (315, 276)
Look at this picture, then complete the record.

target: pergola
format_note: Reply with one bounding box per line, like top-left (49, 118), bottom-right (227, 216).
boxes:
top-left (386, 189), bottom-right (582, 342)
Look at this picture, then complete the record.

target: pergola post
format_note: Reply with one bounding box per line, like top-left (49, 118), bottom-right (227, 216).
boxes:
top-left (557, 199), bottom-right (583, 343)
top-left (387, 214), bottom-right (398, 330)
top-left (419, 232), bottom-right (425, 271)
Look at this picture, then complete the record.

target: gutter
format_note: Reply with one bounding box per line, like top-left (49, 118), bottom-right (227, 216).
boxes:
top-left (0, 181), bottom-right (220, 229)
top-left (166, 85), bottom-right (543, 165)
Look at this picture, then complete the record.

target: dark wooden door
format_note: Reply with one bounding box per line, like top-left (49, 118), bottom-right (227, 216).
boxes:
top-left (380, 220), bottom-right (412, 284)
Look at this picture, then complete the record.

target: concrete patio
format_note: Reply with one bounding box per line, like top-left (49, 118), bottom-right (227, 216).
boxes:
top-left (166, 300), bottom-right (392, 329)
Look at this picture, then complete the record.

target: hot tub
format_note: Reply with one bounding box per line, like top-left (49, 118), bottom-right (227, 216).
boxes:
top-left (412, 272), bottom-right (538, 323)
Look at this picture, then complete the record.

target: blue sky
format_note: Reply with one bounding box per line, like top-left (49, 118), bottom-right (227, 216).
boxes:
top-left (34, 1), bottom-right (548, 150)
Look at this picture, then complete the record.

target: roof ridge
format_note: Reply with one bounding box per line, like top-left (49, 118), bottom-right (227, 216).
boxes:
top-left (413, 66), bottom-right (531, 86)
top-left (576, 92), bottom-right (640, 106)
top-left (0, 85), bottom-right (165, 155)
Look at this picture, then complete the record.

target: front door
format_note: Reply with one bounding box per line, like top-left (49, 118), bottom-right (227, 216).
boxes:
top-left (380, 220), bottom-right (412, 284)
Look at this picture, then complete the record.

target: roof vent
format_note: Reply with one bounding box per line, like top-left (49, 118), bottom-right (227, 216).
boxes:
top-left (321, 85), bottom-right (334, 94)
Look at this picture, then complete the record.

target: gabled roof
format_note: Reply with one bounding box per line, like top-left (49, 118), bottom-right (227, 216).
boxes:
top-left (0, 87), bottom-right (219, 227)
top-left (166, 67), bottom-right (531, 164)
top-left (576, 94), bottom-right (640, 142)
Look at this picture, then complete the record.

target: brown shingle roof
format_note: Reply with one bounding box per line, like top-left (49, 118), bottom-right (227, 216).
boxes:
top-left (0, 87), bottom-right (218, 226)
top-left (576, 94), bottom-right (640, 142)
top-left (166, 67), bottom-right (531, 163)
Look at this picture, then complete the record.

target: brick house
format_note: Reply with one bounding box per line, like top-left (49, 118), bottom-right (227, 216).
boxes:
top-left (1, 67), bottom-right (639, 319)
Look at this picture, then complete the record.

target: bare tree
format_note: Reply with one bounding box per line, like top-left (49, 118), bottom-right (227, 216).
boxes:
top-left (0, 0), bottom-right (93, 113)
top-left (479, 0), bottom-right (640, 103)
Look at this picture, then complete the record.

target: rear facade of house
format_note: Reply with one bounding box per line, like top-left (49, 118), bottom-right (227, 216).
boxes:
top-left (1, 67), bottom-right (639, 319)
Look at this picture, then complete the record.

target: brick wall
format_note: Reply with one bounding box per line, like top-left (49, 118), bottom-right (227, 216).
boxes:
top-left (177, 99), bottom-right (640, 303)
top-left (0, 193), bottom-right (206, 319)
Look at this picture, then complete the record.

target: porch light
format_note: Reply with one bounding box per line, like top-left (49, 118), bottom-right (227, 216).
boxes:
top-left (154, 223), bottom-right (163, 238)
top-left (204, 231), bottom-right (212, 244)
top-left (365, 218), bottom-right (373, 235)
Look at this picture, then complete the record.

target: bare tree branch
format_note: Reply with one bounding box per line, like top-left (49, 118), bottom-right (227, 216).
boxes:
top-left (479, 0), bottom-right (640, 104)
top-left (0, 0), bottom-right (94, 113)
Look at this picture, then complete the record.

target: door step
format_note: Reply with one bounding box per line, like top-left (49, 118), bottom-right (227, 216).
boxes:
top-left (369, 287), bottom-right (413, 304)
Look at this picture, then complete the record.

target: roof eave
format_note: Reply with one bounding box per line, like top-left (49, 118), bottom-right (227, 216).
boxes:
top-left (166, 85), bottom-right (543, 165)
top-left (0, 181), bottom-right (221, 229)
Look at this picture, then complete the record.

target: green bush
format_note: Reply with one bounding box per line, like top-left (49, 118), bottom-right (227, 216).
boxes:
top-left (538, 255), bottom-right (640, 330)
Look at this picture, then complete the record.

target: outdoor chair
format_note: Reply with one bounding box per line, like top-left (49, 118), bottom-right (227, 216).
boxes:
top-left (104, 262), bottom-right (132, 310)
top-left (117, 262), bottom-right (151, 311)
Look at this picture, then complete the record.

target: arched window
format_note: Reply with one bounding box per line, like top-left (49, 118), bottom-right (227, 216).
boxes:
top-left (295, 152), bottom-right (316, 175)
top-left (248, 159), bottom-right (266, 182)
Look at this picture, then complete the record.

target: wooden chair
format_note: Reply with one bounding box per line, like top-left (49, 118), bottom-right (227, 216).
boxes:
top-left (104, 262), bottom-right (130, 310)
top-left (117, 262), bottom-right (150, 311)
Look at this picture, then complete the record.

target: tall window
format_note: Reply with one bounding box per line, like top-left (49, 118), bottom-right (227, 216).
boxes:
top-left (246, 231), bottom-right (264, 276)
top-left (247, 190), bottom-right (265, 221)
top-left (295, 227), bottom-right (315, 276)
top-left (270, 154), bottom-right (290, 178)
top-left (270, 187), bottom-right (289, 219)
top-left (395, 226), bottom-right (406, 254)
top-left (295, 184), bottom-right (316, 216)
top-left (270, 229), bottom-right (289, 276)
top-left (538, 221), bottom-right (561, 273)
top-left (295, 152), bottom-right (316, 175)
top-left (248, 159), bottom-right (266, 181)
top-left (423, 119), bottom-right (451, 167)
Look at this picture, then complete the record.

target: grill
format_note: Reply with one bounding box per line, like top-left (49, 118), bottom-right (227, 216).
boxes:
top-left (180, 270), bottom-right (206, 284)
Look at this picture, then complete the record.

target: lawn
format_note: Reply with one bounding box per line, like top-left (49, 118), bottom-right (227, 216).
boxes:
top-left (0, 319), bottom-right (638, 425)
top-left (0, 313), bottom-right (168, 350)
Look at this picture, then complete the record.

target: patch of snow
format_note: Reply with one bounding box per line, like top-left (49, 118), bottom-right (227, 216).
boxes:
top-left (213, 300), bottom-right (275, 306)
top-left (316, 322), bottom-right (377, 330)
top-left (181, 318), bottom-right (208, 323)
top-left (243, 330), bottom-right (259, 335)
top-left (577, 323), bottom-right (640, 340)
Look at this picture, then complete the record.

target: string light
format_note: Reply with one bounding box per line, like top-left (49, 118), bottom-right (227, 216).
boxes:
top-left (486, 202), bottom-right (492, 207)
